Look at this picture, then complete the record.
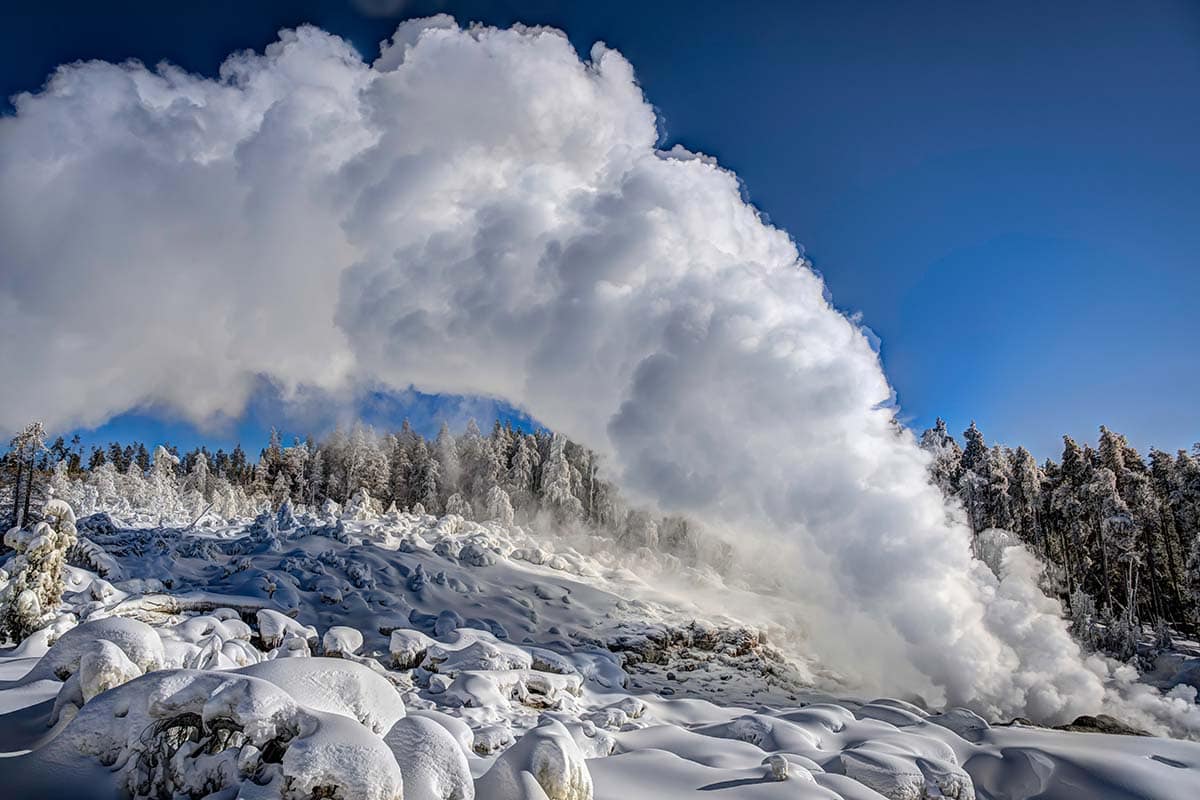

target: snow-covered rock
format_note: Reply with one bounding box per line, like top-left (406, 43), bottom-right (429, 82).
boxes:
top-left (323, 625), bottom-right (364, 656)
top-left (386, 714), bottom-right (474, 799)
top-left (238, 657), bottom-right (406, 734)
top-left (78, 639), bottom-right (142, 701)
top-left (257, 608), bottom-right (318, 650)
top-left (391, 628), bottom-right (436, 669)
top-left (476, 718), bottom-right (593, 800)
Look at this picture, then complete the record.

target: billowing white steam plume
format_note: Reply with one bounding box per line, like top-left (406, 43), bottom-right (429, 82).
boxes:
top-left (1, 18), bottom-right (1193, 730)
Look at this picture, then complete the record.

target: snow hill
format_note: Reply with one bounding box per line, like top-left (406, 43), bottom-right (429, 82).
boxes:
top-left (2, 500), bottom-right (1199, 799)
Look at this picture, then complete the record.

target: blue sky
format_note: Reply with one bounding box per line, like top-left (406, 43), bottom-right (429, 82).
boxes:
top-left (4, 0), bottom-right (1197, 460)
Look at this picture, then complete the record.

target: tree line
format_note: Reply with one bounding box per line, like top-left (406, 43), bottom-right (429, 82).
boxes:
top-left (920, 419), bottom-right (1200, 653)
top-left (3, 419), bottom-right (706, 562)
top-left (7, 416), bottom-right (1198, 657)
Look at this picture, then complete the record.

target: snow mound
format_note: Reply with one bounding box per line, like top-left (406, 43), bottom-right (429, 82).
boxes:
top-left (10, 616), bottom-right (163, 686)
top-left (237, 657), bottom-right (406, 734)
top-left (477, 717), bottom-right (594, 800)
top-left (385, 714), bottom-right (474, 799)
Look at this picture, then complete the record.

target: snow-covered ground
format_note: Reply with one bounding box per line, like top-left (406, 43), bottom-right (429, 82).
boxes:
top-left (2, 503), bottom-right (1199, 799)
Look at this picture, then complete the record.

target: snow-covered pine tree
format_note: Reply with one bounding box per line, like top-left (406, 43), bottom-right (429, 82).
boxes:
top-left (8, 421), bottom-right (46, 528)
top-left (434, 422), bottom-right (461, 502)
top-left (983, 445), bottom-right (1014, 532)
top-left (918, 418), bottom-right (963, 496)
top-left (0, 497), bottom-right (76, 642)
top-left (506, 434), bottom-right (539, 510)
top-left (148, 445), bottom-right (182, 522)
top-left (1085, 465), bottom-right (1129, 613)
top-left (1009, 446), bottom-right (1043, 553)
top-left (183, 451), bottom-right (212, 501)
top-left (541, 434), bottom-right (583, 521)
top-left (445, 492), bottom-right (472, 519)
top-left (409, 439), bottom-right (441, 515)
top-left (957, 422), bottom-right (990, 544)
top-left (484, 485), bottom-right (515, 526)
top-left (387, 434), bottom-right (410, 510)
top-left (1051, 436), bottom-right (1091, 601)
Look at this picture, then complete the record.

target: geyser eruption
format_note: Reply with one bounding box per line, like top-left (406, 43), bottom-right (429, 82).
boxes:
top-left (0, 17), bottom-right (1193, 731)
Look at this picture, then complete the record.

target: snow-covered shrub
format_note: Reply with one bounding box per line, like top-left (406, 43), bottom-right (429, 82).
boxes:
top-left (0, 498), bottom-right (78, 641)
top-left (764, 753), bottom-right (790, 781)
top-left (44, 669), bottom-right (404, 800)
top-left (445, 492), bottom-right (473, 519)
top-left (344, 488), bottom-right (382, 520)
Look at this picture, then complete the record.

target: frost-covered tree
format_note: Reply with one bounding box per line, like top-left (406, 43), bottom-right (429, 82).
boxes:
top-left (918, 418), bottom-right (963, 496)
top-left (620, 510), bottom-right (658, 550)
top-left (541, 434), bottom-right (583, 521)
top-left (1009, 446), bottom-right (1043, 553)
top-left (957, 422), bottom-right (991, 542)
top-left (147, 446), bottom-right (182, 521)
top-left (506, 434), bottom-right (540, 509)
top-left (0, 498), bottom-right (76, 641)
top-left (8, 421), bottom-right (46, 528)
top-left (1067, 588), bottom-right (1099, 651)
top-left (304, 447), bottom-right (326, 507)
top-left (460, 419), bottom-right (503, 508)
top-left (1051, 436), bottom-right (1090, 600)
top-left (409, 439), bottom-right (441, 515)
top-left (183, 451), bottom-right (212, 500)
top-left (48, 459), bottom-right (84, 510)
top-left (434, 422), bottom-right (461, 500)
top-left (983, 445), bottom-right (1014, 532)
top-left (484, 485), bottom-right (515, 526)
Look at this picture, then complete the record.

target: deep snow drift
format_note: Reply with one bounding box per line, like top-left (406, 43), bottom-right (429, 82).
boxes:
top-left (2, 503), bottom-right (1199, 799)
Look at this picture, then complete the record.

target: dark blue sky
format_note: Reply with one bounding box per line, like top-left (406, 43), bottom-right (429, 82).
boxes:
top-left (4, 0), bottom-right (1198, 459)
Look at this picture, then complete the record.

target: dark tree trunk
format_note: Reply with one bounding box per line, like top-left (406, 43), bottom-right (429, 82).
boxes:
top-left (11, 453), bottom-right (23, 529)
top-left (1096, 517), bottom-right (1113, 611)
top-left (21, 452), bottom-right (35, 527)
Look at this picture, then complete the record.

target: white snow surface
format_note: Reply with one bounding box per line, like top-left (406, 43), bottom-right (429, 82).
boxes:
top-left (0, 507), bottom-right (1197, 799)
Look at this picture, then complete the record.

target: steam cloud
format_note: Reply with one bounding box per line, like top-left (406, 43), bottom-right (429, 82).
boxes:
top-left (2, 18), bottom-right (1194, 731)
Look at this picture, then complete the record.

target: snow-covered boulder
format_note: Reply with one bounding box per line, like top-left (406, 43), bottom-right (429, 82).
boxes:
top-left (764, 753), bottom-right (790, 781)
top-left (425, 637), bottom-right (533, 675)
top-left (238, 657), bottom-right (405, 735)
top-left (323, 625), bottom-right (364, 657)
top-left (281, 711), bottom-right (403, 800)
top-left (385, 714), bottom-right (474, 799)
top-left (476, 718), bottom-right (593, 800)
top-left (78, 639), bottom-right (142, 702)
top-left (12, 616), bottom-right (164, 685)
top-left (410, 708), bottom-right (476, 756)
top-left (257, 608), bottom-right (318, 651)
top-left (390, 628), bottom-right (436, 669)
